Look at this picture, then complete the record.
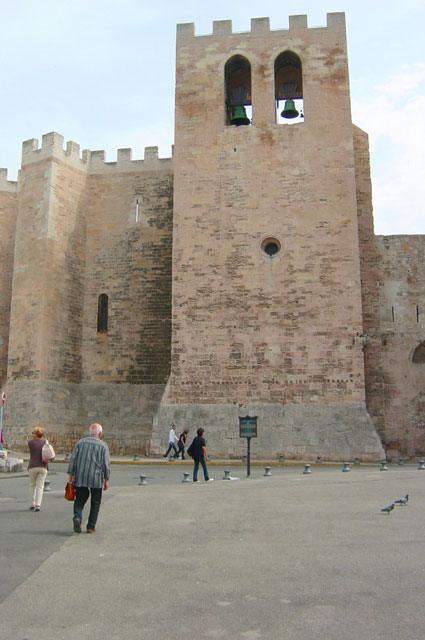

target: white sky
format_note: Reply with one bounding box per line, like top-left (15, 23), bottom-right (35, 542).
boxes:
top-left (0, 0), bottom-right (424, 235)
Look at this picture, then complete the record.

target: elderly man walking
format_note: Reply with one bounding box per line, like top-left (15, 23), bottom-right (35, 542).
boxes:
top-left (67, 423), bottom-right (110, 534)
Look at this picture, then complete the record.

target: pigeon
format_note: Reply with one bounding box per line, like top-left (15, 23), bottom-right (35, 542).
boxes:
top-left (394, 494), bottom-right (409, 505)
top-left (381, 503), bottom-right (395, 514)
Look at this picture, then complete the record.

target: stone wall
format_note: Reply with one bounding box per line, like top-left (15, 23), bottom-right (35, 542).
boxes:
top-left (367, 237), bottom-right (425, 457)
top-left (81, 148), bottom-right (173, 386)
top-left (2, 378), bottom-right (166, 454)
top-left (6, 133), bottom-right (88, 383)
top-left (0, 170), bottom-right (18, 389)
top-left (168, 14), bottom-right (366, 404)
top-left (151, 15), bottom-right (385, 460)
top-left (354, 125), bottom-right (425, 455)
top-left (2, 137), bottom-right (173, 453)
top-left (1, 14), bottom-right (423, 459)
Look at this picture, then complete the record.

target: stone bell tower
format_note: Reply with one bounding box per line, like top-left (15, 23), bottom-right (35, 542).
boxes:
top-left (152, 13), bottom-right (384, 460)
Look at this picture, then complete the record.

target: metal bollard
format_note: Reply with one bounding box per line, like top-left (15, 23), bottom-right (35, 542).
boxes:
top-left (316, 455), bottom-right (322, 464)
top-left (342, 461), bottom-right (350, 472)
top-left (303, 464), bottom-right (312, 474)
top-left (418, 459), bottom-right (425, 470)
top-left (380, 460), bottom-right (388, 471)
top-left (264, 466), bottom-right (272, 477)
top-left (182, 472), bottom-right (191, 483)
top-left (222, 469), bottom-right (239, 481)
top-left (138, 474), bottom-right (148, 485)
top-left (398, 458), bottom-right (404, 465)
top-left (43, 480), bottom-right (51, 491)
top-left (354, 457), bottom-right (360, 465)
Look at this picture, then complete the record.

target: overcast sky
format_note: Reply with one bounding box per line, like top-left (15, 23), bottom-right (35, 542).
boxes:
top-left (0, 0), bottom-right (424, 235)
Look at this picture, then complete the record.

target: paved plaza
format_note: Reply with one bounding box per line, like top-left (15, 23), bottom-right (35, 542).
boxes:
top-left (1, 461), bottom-right (424, 639)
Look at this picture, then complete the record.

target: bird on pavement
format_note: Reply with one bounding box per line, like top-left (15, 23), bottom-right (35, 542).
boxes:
top-left (381, 503), bottom-right (395, 514)
top-left (394, 494), bottom-right (409, 505)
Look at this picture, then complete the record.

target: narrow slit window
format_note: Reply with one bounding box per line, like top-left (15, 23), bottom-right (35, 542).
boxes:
top-left (416, 305), bottom-right (419, 322)
top-left (97, 294), bottom-right (108, 333)
top-left (275, 51), bottom-right (304, 125)
top-left (391, 306), bottom-right (395, 323)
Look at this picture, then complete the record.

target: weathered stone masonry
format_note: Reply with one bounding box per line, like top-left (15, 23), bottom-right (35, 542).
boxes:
top-left (1, 135), bottom-right (172, 454)
top-left (0, 13), bottom-right (423, 457)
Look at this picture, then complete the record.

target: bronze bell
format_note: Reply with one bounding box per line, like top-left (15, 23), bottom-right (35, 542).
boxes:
top-left (230, 105), bottom-right (250, 126)
top-left (281, 98), bottom-right (299, 119)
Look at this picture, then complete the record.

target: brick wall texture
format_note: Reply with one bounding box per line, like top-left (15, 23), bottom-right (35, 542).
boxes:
top-left (0, 13), bottom-right (423, 458)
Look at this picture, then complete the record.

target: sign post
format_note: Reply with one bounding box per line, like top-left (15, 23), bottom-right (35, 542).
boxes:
top-left (239, 415), bottom-right (257, 477)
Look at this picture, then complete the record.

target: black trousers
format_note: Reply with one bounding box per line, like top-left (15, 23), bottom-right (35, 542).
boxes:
top-left (74, 486), bottom-right (102, 529)
top-left (177, 441), bottom-right (185, 459)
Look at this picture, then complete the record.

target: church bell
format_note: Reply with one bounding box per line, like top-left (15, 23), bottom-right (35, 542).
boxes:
top-left (230, 105), bottom-right (250, 126)
top-left (280, 98), bottom-right (299, 119)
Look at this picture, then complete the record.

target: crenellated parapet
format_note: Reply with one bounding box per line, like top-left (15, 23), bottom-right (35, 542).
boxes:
top-left (177, 12), bottom-right (345, 41)
top-left (21, 132), bottom-right (89, 171)
top-left (0, 168), bottom-right (18, 193)
top-left (21, 131), bottom-right (173, 175)
top-left (88, 145), bottom-right (173, 174)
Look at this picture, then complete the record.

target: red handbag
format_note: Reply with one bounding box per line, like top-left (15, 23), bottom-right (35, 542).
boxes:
top-left (64, 482), bottom-right (75, 501)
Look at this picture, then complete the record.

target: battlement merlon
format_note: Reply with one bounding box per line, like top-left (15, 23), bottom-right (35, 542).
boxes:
top-left (21, 132), bottom-right (89, 172)
top-left (176, 12), bottom-right (346, 41)
top-left (20, 132), bottom-right (173, 175)
top-left (0, 168), bottom-right (18, 193)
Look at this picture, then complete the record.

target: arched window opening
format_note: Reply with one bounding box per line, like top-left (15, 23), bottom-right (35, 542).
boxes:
top-left (225, 56), bottom-right (252, 126)
top-left (412, 343), bottom-right (425, 364)
top-left (97, 294), bottom-right (108, 333)
top-left (274, 51), bottom-right (303, 125)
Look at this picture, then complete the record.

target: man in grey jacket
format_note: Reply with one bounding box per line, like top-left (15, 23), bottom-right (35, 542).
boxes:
top-left (67, 423), bottom-right (110, 534)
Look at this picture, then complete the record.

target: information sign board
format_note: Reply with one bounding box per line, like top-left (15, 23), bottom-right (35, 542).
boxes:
top-left (239, 416), bottom-right (257, 439)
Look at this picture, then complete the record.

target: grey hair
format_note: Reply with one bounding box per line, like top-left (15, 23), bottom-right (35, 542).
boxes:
top-left (89, 423), bottom-right (103, 437)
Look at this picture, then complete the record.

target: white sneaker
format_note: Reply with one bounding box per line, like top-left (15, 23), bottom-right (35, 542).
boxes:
top-left (193, 480), bottom-right (201, 483)
top-left (206, 478), bottom-right (214, 482)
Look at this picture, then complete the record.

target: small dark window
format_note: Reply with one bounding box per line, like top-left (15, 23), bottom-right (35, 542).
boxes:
top-left (412, 343), bottom-right (425, 364)
top-left (97, 294), bottom-right (108, 333)
top-left (261, 237), bottom-right (281, 257)
top-left (264, 242), bottom-right (279, 256)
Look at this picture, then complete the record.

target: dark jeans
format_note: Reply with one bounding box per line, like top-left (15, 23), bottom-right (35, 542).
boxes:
top-left (74, 486), bottom-right (102, 529)
top-left (193, 457), bottom-right (209, 482)
top-left (164, 443), bottom-right (178, 458)
top-left (177, 441), bottom-right (185, 459)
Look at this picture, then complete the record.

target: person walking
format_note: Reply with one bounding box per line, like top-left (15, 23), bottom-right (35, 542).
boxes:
top-left (163, 423), bottom-right (179, 460)
top-left (189, 428), bottom-right (214, 483)
top-left (28, 427), bottom-right (51, 511)
top-left (67, 423), bottom-right (110, 534)
top-left (177, 429), bottom-right (189, 460)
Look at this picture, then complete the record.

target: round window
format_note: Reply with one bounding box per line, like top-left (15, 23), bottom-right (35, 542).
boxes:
top-left (261, 237), bottom-right (281, 257)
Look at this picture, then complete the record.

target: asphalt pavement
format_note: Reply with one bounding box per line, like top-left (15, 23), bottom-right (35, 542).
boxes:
top-left (1, 461), bottom-right (424, 640)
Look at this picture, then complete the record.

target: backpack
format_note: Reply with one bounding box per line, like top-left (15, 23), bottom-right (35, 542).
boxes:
top-left (187, 441), bottom-right (195, 459)
top-left (41, 440), bottom-right (55, 462)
